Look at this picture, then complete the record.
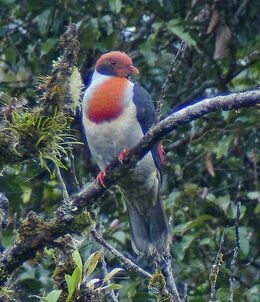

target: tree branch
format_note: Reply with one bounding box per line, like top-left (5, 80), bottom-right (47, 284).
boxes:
top-left (0, 89), bottom-right (259, 286)
top-left (229, 202), bottom-right (241, 302)
top-left (0, 193), bottom-right (9, 239)
top-left (161, 249), bottom-right (181, 302)
top-left (91, 227), bottom-right (151, 279)
top-left (156, 41), bottom-right (187, 118)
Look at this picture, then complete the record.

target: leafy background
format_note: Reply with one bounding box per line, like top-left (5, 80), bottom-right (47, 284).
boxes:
top-left (0, 0), bottom-right (259, 301)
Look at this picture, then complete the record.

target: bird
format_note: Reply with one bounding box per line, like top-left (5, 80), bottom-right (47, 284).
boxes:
top-left (82, 51), bottom-right (170, 255)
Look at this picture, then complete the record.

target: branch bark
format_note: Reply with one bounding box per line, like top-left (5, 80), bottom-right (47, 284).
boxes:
top-left (0, 89), bottom-right (259, 287)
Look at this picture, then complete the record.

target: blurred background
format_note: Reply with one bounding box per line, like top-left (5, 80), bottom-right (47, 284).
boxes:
top-left (0, 0), bottom-right (259, 301)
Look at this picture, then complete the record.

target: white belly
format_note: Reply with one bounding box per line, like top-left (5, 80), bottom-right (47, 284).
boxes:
top-left (83, 101), bottom-right (154, 173)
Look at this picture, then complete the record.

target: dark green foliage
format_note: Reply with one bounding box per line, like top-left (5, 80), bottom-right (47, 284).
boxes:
top-left (0, 0), bottom-right (259, 301)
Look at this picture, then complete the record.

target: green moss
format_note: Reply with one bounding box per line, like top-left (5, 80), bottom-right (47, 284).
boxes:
top-left (49, 210), bottom-right (93, 235)
top-left (0, 131), bottom-right (20, 166)
top-left (52, 260), bottom-right (75, 290)
top-left (17, 212), bottom-right (51, 247)
top-left (7, 108), bottom-right (79, 170)
top-left (73, 211), bottom-right (94, 230)
top-left (149, 271), bottom-right (172, 302)
top-left (209, 252), bottom-right (224, 288)
top-left (0, 265), bottom-right (8, 286)
top-left (149, 270), bottom-right (166, 293)
top-left (77, 283), bottom-right (103, 302)
top-left (158, 294), bottom-right (173, 302)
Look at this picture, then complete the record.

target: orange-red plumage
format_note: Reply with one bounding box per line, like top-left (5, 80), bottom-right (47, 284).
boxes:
top-left (86, 77), bottom-right (128, 123)
top-left (96, 51), bottom-right (133, 69)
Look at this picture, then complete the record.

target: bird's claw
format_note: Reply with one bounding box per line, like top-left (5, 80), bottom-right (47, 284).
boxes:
top-left (96, 168), bottom-right (107, 188)
top-left (118, 148), bottom-right (129, 163)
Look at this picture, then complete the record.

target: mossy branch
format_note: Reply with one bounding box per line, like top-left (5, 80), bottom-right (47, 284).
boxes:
top-left (0, 23), bottom-right (82, 170)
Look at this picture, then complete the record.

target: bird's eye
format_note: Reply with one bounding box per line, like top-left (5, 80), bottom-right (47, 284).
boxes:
top-left (110, 60), bottom-right (116, 65)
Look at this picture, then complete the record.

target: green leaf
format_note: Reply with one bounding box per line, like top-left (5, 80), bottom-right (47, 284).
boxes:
top-left (0, 0), bottom-right (15, 4)
top-left (174, 235), bottom-right (196, 261)
top-left (247, 191), bottom-right (260, 200)
top-left (109, 0), bottom-right (122, 13)
top-left (41, 290), bottom-right (62, 302)
top-left (83, 251), bottom-right (102, 279)
top-left (216, 287), bottom-right (230, 300)
top-left (227, 227), bottom-right (250, 257)
top-left (199, 238), bottom-right (212, 246)
top-left (226, 203), bottom-right (246, 219)
top-left (112, 231), bottom-right (126, 244)
top-left (255, 203), bottom-right (260, 214)
top-left (65, 274), bottom-right (73, 296)
top-left (239, 227), bottom-right (250, 257)
top-left (167, 19), bottom-right (197, 47)
top-left (65, 268), bottom-right (81, 302)
top-left (139, 40), bottom-right (157, 66)
top-left (99, 283), bottom-right (122, 291)
top-left (247, 285), bottom-right (260, 302)
top-left (86, 278), bottom-right (100, 289)
top-left (217, 196), bottom-right (231, 213)
top-left (100, 16), bottom-right (113, 35)
top-left (103, 268), bottom-right (123, 283)
top-left (173, 215), bottom-right (213, 235)
top-left (34, 9), bottom-right (52, 35)
top-left (21, 186), bottom-right (32, 204)
top-left (72, 250), bottom-right (83, 272)
top-left (71, 267), bottom-right (81, 289)
top-left (206, 194), bottom-right (230, 213)
top-left (41, 38), bottom-right (58, 57)
top-left (214, 135), bottom-right (232, 159)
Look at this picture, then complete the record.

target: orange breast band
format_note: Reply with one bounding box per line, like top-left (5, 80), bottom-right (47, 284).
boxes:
top-left (86, 77), bottom-right (128, 124)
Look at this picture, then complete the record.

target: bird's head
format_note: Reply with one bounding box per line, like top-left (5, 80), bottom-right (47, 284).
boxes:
top-left (95, 51), bottom-right (139, 78)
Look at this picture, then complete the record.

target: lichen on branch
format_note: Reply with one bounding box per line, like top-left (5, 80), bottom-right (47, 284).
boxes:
top-left (0, 23), bottom-right (83, 170)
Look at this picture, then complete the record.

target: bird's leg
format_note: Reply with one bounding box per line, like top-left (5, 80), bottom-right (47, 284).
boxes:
top-left (96, 168), bottom-right (107, 188)
top-left (97, 147), bottom-right (128, 187)
top-left (158, 144), bottom-right (165, 166)
top-left (118, 148), bottom-right (129, 163)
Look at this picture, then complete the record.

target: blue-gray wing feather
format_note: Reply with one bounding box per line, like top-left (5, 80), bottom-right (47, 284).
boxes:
top-left (132, 84), bottom-right (163, 177)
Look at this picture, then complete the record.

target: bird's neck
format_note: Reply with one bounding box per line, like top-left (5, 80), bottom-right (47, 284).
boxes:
top-left (86, 72), bottom-right (128, 124)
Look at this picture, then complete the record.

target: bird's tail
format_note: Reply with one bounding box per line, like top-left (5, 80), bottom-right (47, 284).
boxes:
top-left (126, 195), bottom-right (170, 255)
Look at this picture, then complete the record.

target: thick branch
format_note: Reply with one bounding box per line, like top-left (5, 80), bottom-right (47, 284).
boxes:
top-left (71, 89), bottom-right (260, 210)
top-left (0, 89), bottom-right (259, 284)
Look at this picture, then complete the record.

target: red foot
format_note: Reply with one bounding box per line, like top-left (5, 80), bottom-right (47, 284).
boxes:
top-left (96, 168), bottom-right (107, 188)
top-left (118, 148), bottom-right (129, 163)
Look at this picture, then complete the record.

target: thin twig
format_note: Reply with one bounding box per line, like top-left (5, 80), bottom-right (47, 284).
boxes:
top-left (69, 151), bottom-right (80, 191)
top-left (90, 227), bottom-right (152, 279)
top-left (56, 165), bottom-right (69, 200)
top-left (97, 224), bottom-right (119, 302)
top-left (229, 202), bottom-right (241, 302)
top-left (182, 284), bottom-right (188, 302)
top-left (100, 252), bottom-right (119, 302)
top-left (209, 230), bottom-right (226, 301)
top-left (156, 41), bottom-right (187, 118)
top-left (182, 121), bottom-right (196, 172)
top-left (161, 249), bottom-right (181, 302)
